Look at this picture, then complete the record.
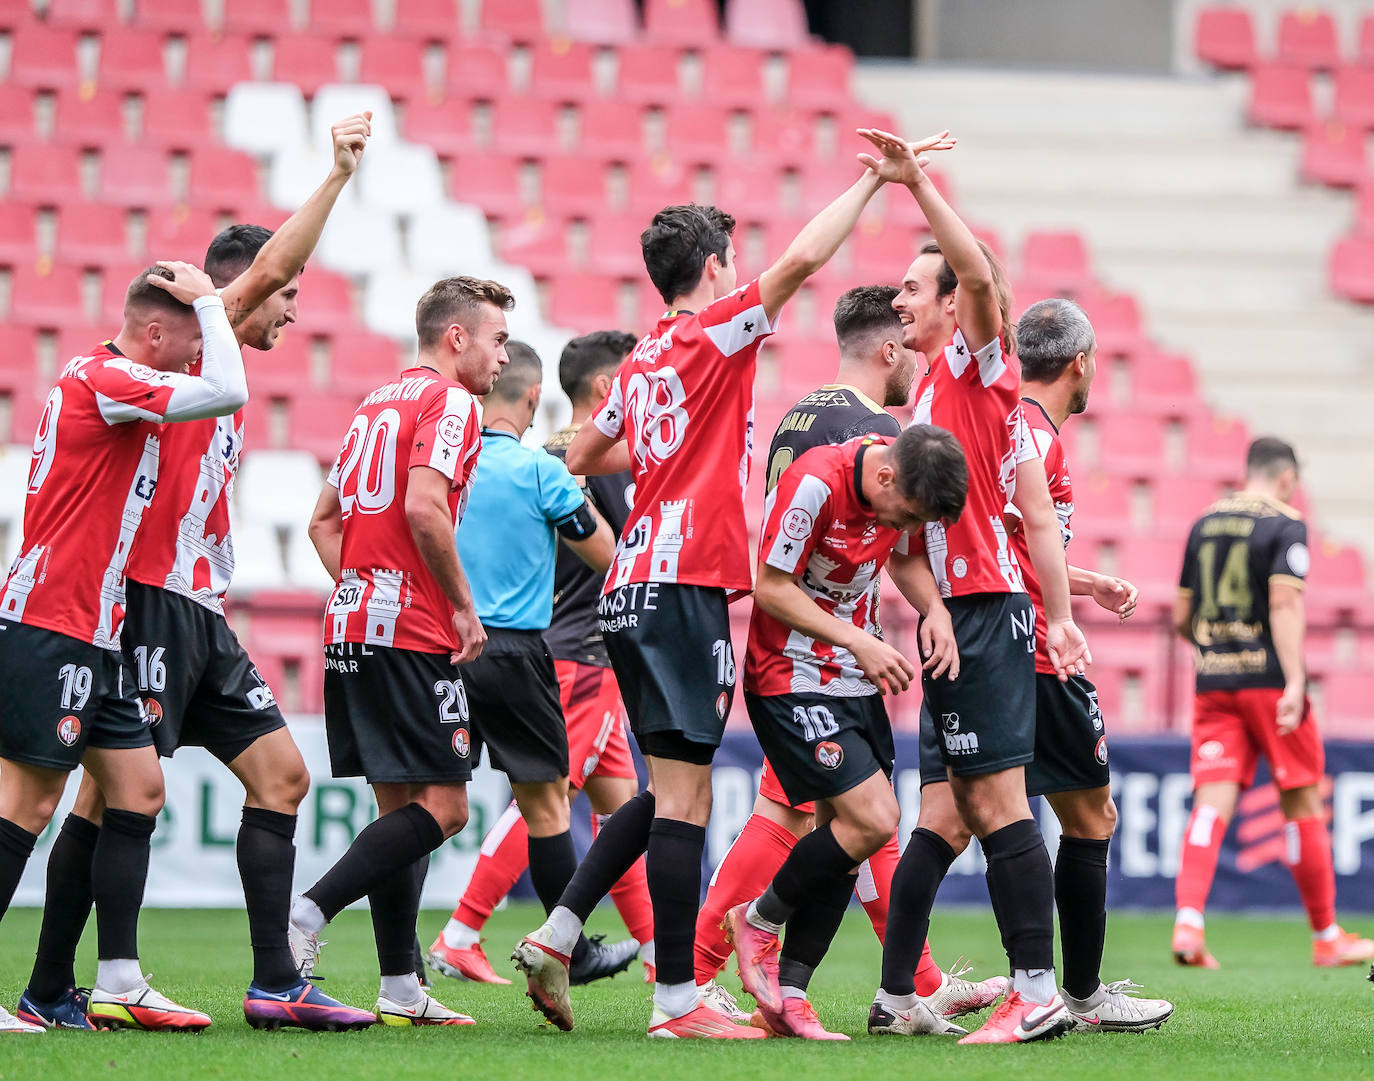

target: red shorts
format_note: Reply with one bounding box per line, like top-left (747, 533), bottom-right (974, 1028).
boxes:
top-left (1190, 687), bottom-right (1324, 792)
top-left (554, 659), bottom-right (637, 786)
top-left (758, 756), bottom-right (816, 814)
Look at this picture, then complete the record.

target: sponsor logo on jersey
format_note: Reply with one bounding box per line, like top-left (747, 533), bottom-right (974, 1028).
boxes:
top-left (143, 698), bottom-right (163, 727)
top-left (452, 727), bottom-right (471, 759)
top-left (815, 740), bottom-right (844, 770)
top-left (941, 712), bottom-right (979, 755)
top-left (56, 715), bottom-right (81, 747)
top-left (715, 692), bottom-right (729, 719)
top-left (782, 508), bottom-right (813, 541)
top-left (1095, 735), bottom-right (1108, 765)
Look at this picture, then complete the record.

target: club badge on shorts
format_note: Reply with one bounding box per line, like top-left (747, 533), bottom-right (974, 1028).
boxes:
top-left (1095, 735), bottom-right (1108, 765)
top-left (142, 698), bottom-right (163, 728)
top-left (815, 740), bottom-right (843, 770)
top-left (452, 727), bottom-right (471, 759)
top-left (56, 715), bottom-right (81, 747)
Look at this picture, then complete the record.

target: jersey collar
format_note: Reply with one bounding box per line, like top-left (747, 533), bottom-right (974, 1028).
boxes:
top-left (852, 435), bottom-right (881, 508)
top-left (1020, 395), bottom-right (1059, 434)
top-left (480, 426), bottom-right (521, 442)
top-left (823, 383), bottom-right (885, 415)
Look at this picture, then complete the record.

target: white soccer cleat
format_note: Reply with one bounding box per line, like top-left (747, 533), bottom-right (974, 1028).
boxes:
top-left (1064, 980), bottom-right (1174, 1033)
top-left (376, 990), bottom-right (475, 1027)
top-left (288, 919), bottom-right (326, 979)
top-left (88, 978), bottom-right (211, 1031)
top-left (918, 959), bottom-right (1008, 1019)
top-left (511, 930), bottom-right (573, 1031)
top-left (698, 980), bottom-right (752, 1023)
top-left (0, 1005), bottom-right (44, 1034)
top-left (868, 995), bottom-right (966, 1036)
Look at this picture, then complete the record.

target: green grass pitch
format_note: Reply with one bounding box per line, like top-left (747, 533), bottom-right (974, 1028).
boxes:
top-left (1, 902), bottom-right (1370, 1080)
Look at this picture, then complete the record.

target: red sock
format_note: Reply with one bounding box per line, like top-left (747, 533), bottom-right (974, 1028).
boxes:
top-left (596, 812), bottom-right (655, 945)
top-left (452, 800), bottom-right (529, 929)
top-left (692, 813), bottom-right (796, 984)
top-left (1175, 803), bottom-right (1225, 916)
top-left (1285, 815), bottom-right (1336, 933)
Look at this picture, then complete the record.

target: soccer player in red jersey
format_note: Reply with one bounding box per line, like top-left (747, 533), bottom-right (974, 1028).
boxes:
top-left (693, 287), bottom-right (1003, 1024)
top-left (856, 130), bottom-right (1090, 1045)
top-left (513, 131), bottom-right (958, 1039)
top-left (726, 426), bottom-right (968, 1039)
top-left (0, 262), bottom-right (249, 1034)
top-left (287, 277), bottom-right (514, 1026)
top-left (1172, 437), bottom-right (1374, 970)
top-left (15, 114), bottom-right (376, 1035)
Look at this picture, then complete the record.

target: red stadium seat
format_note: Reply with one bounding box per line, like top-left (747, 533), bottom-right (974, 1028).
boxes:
top-left (54, 202), bottom-right (132, 266)
top-left (238, 605), bottom-right (325, 713)
top-left (357, 37), bottom-right (432, 101)
top-left (478, 0), bottom-right (545, 42)
top-left (643, 0), bottom-right (718, 46)
top-left (98, 144), bottom-right (173, 206)
top-left (849, 219), bottom-right (926, 273)
top-left (544, 272), bottom-right (626, 330)
top-left (405, 97), bottom-right (479, 158)
top-left (448, 151), bottom-right (528, 219)
top-left (1112, 536), bottom-right (1183, 612)
top-left (625, 155), bottom-right (695, 216)
top-left (583, 211), bottom-right (649, 278)
top-left (291, 269), bottom-right (356, 332)
top-left (1360, 14), bottom-right (1374, 66)
top-left (51, 88), bottom-right (128, 149)
top-left (327, 330), bottom-right (405, 394)
top-left (98, 260), bottom-right (150, 320)
top-left (268, 33), bottom-right (340, 95)
top-left (1184, 414), bottom-right (1249, 483)
top-left (1246, 64), bottom-right (1313, 130)
top-left (1069, 470), bottom-right (1131, 542)
top-left (0, 85), bottom-right (38, 146)
top-left (9, 263), bottom-right (88, 327)
top-left (222, 0), bottom-right (294, 38)
top-left (130, 0), bottom-right (207, 34)
top-left (658, 103), bottom-right (733, 163)
top-left (1151, 475), bottom-right (1227, 536)
top-left (140, 91), bottom-right (216, 151)
top-left (46, 0), bottom-right (123, 29)
top-left (1086, 292), bottom-right (1144, 357)
top-left (615, 43), bottom-right (683, 105)
top-left (283, 392), bottom-right (371, 463)
top-left (498, 215), bottom-right (571, 279)
top-left (1276, 7), bottom-right (1340, 71)
top-left (488, 96), bottom-right (562, 156)
top-left (390, 0), bottom-right (461, 40)
top-left (527, 40), bottom-right (597, 102)
top-left (1194, 5), bottom-right (1257, 69)
top-left (444, 42), bottom-right (510, 102)
top-left (710, 161), bottom-right (788, 224)
top-left (1331, 66), bottom-right (1374, 131)
top-left (94, 27), bottom-right (170, 92)
top-left (1300, 121), bottom-right (1367, 187)
top-left (576, 100), bottom-right (647, 158)
top-left (771, 340), bottom-right (838, 393)
top-left (1319, 671), bottom-right (1374, 737)
top-left (1022, 229), bottom-right (1091, 295)
top-left (725, 0), bottom-right (808, 51)
top-left (181, 33), bottom-right (256, 94)
top-left (1095, 410), bottom-right (1168, 480)
top-left (1354, 183), bottom-right (1374, 238)
top-left (306, 0), bottom-right (376, 38)
top-left (145, 206), bottom-right (220, 262)
top-left (10, 145), bottom-right (88, 204)
top-left (748, 104), bottom-right (814, 166)
top-left (1128, 351), bottom-right (1199, 419)
top-left (699, 45), bottom-right (767, 109)
top-left (186, 146), bottom-right (260, 209)
top-left (0, 203), bottom-right (39, 268)
top-left (536, 153), bottom-right (609, 218)
top-left (8, 27), bottom-right (81, 89)
top-left (0, 327), bottom-right (39, 387)
top-left (561, 0), bottom-right (638, 45)
top-left (1329, 236), bottom-right (1374, 303)
top-left (784, 44), bottom-right (853, 112)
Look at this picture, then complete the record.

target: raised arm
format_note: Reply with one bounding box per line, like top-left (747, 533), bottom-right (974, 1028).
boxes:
top-left (405, 464), bottom-right (486, 663)
top-left (220, 113), bottom-right (371, 326)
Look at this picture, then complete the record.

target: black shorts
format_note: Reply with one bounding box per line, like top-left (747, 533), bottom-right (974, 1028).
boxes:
top-left (600, 583), bottom-right (733, 759)
top-left (1025, 674), bottom-right (1110, 797)
top-left (0, 621), bottom-right (150, 771)
top-left (123, 580), bottom-right (286, 763)
top-left (459, 627), bottom-right (569, 785)
top-left (921, 592), bottom-right (1036, 779)
top-left (323, 642), bottom-right (473, 784)
top-left (746, 691), bottom-right (893, 806)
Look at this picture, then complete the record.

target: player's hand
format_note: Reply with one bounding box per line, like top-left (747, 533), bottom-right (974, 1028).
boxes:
top-left (450, 608), bottom-right (487, 664)
top-left (856, 128), bottom-right (956, 186)
top-left (331, 111), bottom-right (372, 177)
top-left (918, 603), bottom-right (960, 681)
top-left (1276, 682), bottom-right (1305, 735)
top-left (1091, 574), bottom-right (1139, 621)
top-left (145, 260), bottom-right (217, 302)
top-left (850, 634), bottom-right (918, 696)
top-left (1045, 617), bottom-right (1091, 681)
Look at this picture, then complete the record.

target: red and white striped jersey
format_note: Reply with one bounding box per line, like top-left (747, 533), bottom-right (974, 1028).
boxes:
top-left (591, 278), bottom-right (774, 597)
top-left (124, 405), bottom-right (244, 613)
top-left (0, 344), bottom-right (177, 649)
top-left (1012, 398), bottom-right (1073, 676)
top-left (323, 367), bottom-right (481, 655)
top-left (745, 437), bottom-right (908, 697)
top-left (910, 328), bottom-right (1035, 598)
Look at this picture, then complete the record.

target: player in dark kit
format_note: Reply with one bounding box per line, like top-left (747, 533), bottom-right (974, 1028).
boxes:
top-left (1172, 437), bottom-right (1374, 969)
top-left (728, 425), bottom-right (968, 1040)
top-left (858, 129), bottom-right (1090, 1045)
top-left (514, 130), bottom-right (959, 1040)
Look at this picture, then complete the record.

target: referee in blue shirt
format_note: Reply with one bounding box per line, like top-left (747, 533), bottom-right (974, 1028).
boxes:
top-left (456, 342), bottom-right (636, 982)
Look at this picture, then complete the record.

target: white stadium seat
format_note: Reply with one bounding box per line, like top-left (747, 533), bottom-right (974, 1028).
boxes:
top-left (311, 84), bottom-right (399, 148)
top-left (358, 141), bottom-right (445, 215)
top-left (223, 83), bottom-right (310, 157)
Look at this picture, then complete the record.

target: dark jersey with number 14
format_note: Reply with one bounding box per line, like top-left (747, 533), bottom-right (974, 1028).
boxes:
top-left (765, 384), bottom-right (901, 494)
top-left (1178, 492), bottom-right (1308, 693)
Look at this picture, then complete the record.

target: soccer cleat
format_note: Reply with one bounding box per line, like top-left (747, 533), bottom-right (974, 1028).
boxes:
top-left (88, 979), bottom-right (211, 1031)
top-left (1064, 980), bottom-right (1174, 1033)
top-left (957, 990), bottom-right (1071, 1045)
top-left (569, 934), bottom-right (640, 986)
top-left (868, 997), bottom-right (966, 1036)
top-left (647, 1003), bottom-right (769, 1039)
top-left (722, 903), bottom-right (783, 1016)
top-left (427, 936), bottom-right (512, 985)
top-left (699, 980), bottom-right (752, 1023)
top-left (751, 998), bottom-right (849, 1041)
top-left (16, 986), bottom-right (95, 1031)
top-left (1172, 922), bottom-right (1220, 969)
top-left (243, 980), bottom-right (376, 1031)
top-left (0, 1005), bottom-right (44, 1034)
top-left (289, 919), bottom-right (327, 979)
top-left (918, 960), bottom-right (1009, 1019)
top-left (376, 990), bottom-right (475, 1027)
top-left (1313, 928), bottom-right (1374, 967)
top-left (511, 933), bottom-right (574, 1031)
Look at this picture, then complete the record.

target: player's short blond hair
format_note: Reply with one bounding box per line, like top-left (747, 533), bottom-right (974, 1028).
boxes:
top-left (415, 276), bottom-right (515, 349)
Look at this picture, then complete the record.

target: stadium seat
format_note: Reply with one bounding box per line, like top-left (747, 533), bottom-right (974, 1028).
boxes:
top-left (51, 88), bottom-right (128, 149)
top-left (139, 91), bottom-right (215, 150)
top-left (643, 0), bottom-right (718, 46)
top-left (1246, 64), bottom-right (1313, 130)
top-left (561, 0), bottom-right (638, 44)
top-left (536, 153), bottom-right (610, 218)
top-left (783, 44), bottom-right (854, 112)
top-left (94, 27), bottom-right (170, 92)
top-left (1111, 536), bottom-right (1182, 611)
top-left (849, 219), bottom-right (927, 273)
top-left (699, 45), bottom-right (768, 109)
top-left (1319, 671), bottom-right (1374, 736)
top-left (1087, 292), bottom-right (1144, 357)
top-left (1022, 229), bottom-right (1092, 295)
top-left (186, 146), bottom-right (260, 210)
top-left (659, 103), bottom-right (734, 163)
top-left (223, 83), bottom-right (310, 157)
top-left (478, 0), bottom-right (545, 42)
top-left (305, 0), bottom-right (376, 38)
top-left (268, 144), bottom-right (356, 212)
top-left (292, 268), bottom-right (356, 331)
top-left (445, 43), bottom-right (509, 101)
top-left (1194, 5), bottom-right (1257, 69)
top-left (488, 96), bottom-right (562, 156)
top-left (315, 202), bottom-right (404, 279)
top-left (1276, 7), bottom-right (1340, 71)
top-left (527, 40), bottom-right (597, 102)
top-left (747, 104), bottom-right (814, 166)
top-left (8, 263), bottom-right (87, 327)
top-left (0, 203), bottom-right (39, 267)
top-left (497, 214), bottom-right (570, 279)
top-left (222, 0), bottom-right (296, 38)
top-left (236, 449), bottom-right (327, 531)
top-left (238, 604), bottom-right (326, 712)
top-left (543, 272), bottom-right (625, 331)
top-left (404, 97), bottom-right (479, 159)
top-left (577, 99), bottom-right (648, 158)
top-left (1354, 183), bottom-right (1374, 238)
top-left (268, 33), bottom-right (342, 97)
top-left (311, 84), bottom-right (400, 146)
top-left (356, 37), bottom-right (432, 102)
top-left (1068, 469), bottom-right (1131, 542)
top-left (96, 145), bottom-right (173, 206)
top-left (724, 0), bottom-right (809, 50)
top-left (448, 151), bottom-right (528, 219)
top-left (1184, 414), bottom-right (1249, 483)
top-left (8, 27), bottom-right (81, 89)
top-left (582, 211), bottom-right (648, 277)
top-left (224, 520), bottom-right (291, 594)
top-left (181, 33), bottom-right (256, 94)
top-left (1331, 66), bottom-right (1374, 132)
top-left (324, 329), bottom-right (404, 393)
top-left (129, 0), bottom-right (207, 35)
top-left (45, 0), bottom-right (124, 30)
top-left (625, 155), bottom-right (694, 216)
top-left (54, 202), bottom-right (132, 266)
top-left (0, 85), bottom-right (37, 145)
top-left (1151, 474), bottom-right (1227, 536)
top-left (710, 161), bottom-right (788, 223)
top-left (615, 43), bottom-right (683, 105)
top-left (1128, 351), bottom-right (1200, 419)
top-left (357, 140), bottom-right (445, 214)
top-left (1300, 120), bottom-right (1367, 187)
top-left (1094, 410), bottom-right (1168, 479)
top-left (283, 391), bottom-right (371, 463)
top-left (390, 0), bottom-right (461, 40)
top-left (1329, 236), bottom-right (1374, 303)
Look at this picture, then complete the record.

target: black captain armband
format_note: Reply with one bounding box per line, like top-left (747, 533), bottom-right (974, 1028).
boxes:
top-left (555, 500), bottom-right (598, 541)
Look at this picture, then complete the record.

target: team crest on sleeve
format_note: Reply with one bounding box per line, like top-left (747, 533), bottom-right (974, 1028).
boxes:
top-left (56, 715), bottom-right (82, 747)
top-left (815, 740), bottom-right (844, 770)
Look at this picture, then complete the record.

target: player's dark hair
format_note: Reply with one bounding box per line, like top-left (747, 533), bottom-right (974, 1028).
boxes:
top-left (833, 285), bottom-right (902, 355)
top-left (892, 424), bottom-right (968, 523)
top-left (486, 340), bottom-right (542, 403)
top-left (1246, 436), bottom-right (1299, 479)
top-left (123, 264), bottom-right (194, 320)
top-left (559, 330), bottom-right (636, 404)
top-left (641, 204), bottom-right (736, 305)
top-left (204, 224), bottom-right (273, 289)
top-left (1015, 298), bottom-right (1096, 382)
top-left (919, 239), bottom-right (1016, 355)
top-left (415, 275), bottom-right (516, 349)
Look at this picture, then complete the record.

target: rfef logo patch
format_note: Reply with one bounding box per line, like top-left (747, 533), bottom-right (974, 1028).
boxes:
top-left (815, 741), bottom-right (843, 770)
top-left (782, 508), bottom-right (813, 541)
top-left (56, 715), bottom-right (81, 747)
top-left (438, 415), bottom-right (465, 447)
top-left (452, 728), bottom-right (471, 759)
